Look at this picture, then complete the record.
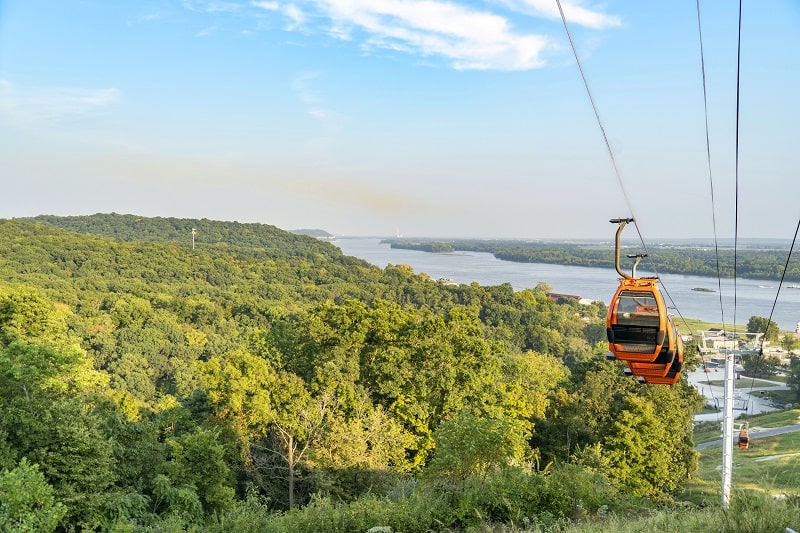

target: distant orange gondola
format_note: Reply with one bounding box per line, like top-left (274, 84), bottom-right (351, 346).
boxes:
top-left (738, 427), bottom-right (749, 449)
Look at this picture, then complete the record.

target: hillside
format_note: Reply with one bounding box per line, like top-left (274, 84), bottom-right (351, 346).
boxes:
top-left (0, 214), bottom-right (708, 531)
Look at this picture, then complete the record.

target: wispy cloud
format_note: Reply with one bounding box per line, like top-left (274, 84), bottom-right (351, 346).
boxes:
top-left (291, 71), bottom-right (343, 124)
top-left (196, 25), bottom-right (219, 37)
top-left (0, 78), bottom-right (121, 124)
top-left (127, 12), bottom-right (162, 26)
top-left (292, 71), bottom-right (321, 103)
top-left (505, 0), bottom-right (622, 30)
top-left (182, 0), bottom-right (244, 13)
top-left (253, 0), bottom-right (306, 30)
top-left (329, 0), bottom-right (554, 70)
top-left (247, 0), bottom-right (619, 70)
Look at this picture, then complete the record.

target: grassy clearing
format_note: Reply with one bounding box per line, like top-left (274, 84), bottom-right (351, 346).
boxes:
top-left (539, 415), bottom-right (800, 532)
top-left (764, 374), bottom-right (789, 384)
top-left (692, 409), bottom-right (800, 447)
top-left (561, 500), bottom-right (800, 533)
top-left (738, 408), bottom-right (800, 427)
top-left (766, 389), bottom-right (797, 405)
top-left (685, 432), bottom-right (800, 500)
top-left (703, 377), bottom-right (784, 388)
top-left (693, 420), bottom-right (724, 444)
top-left (677, 319), bottom-right (748, 336)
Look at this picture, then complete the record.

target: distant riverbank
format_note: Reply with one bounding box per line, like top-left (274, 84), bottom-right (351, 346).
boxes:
top-left (335, 238), bottom-right (800, 331)
top-left (386, 239), bottom-right (800, 283)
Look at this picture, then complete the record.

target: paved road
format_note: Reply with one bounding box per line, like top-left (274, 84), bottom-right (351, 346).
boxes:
top-left (689, 369), bottom-right (792, 422)
top-left (696, 423), bottom-right (800, 451)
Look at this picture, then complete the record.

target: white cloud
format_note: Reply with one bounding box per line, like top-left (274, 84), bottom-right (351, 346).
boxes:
top-left (511, 0), bottom-right (622, 29)
top-left (0, 79), bottom-right (121, 123)
top-left (196, 25), bottom-right (219, 36)
top-left (308, 108), bottom-right (329, 120)
top-left (252, 0), bottom-right (281, 10)
top-left (291, 72), bottom-right (346, 125)
top-left (127, 12), bottom-right (162, 26)
top-left (182, 0), bottom-right (244, 13)
top-left (292, 71), bottom-right (321, 103)
top-left (282, 4), bottom-right (306, 30)
top-left (248, 0), bottom-right (621, 70)
top-left (253, 1), bottom-right (306, 30)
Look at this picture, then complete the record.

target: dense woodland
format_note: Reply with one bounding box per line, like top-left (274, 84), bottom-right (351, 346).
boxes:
top-left (0, 214), bottom-right (707, 531)
top-left (388, 239), bottom-right (800, 282)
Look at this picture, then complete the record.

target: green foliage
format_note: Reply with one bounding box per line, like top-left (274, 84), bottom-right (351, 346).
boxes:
top-left (307, 398), bottom-right (412, 501)
top-left (445, 464), bottom-right (617, 529)
top-left (0, 286), bottom-right (72, 349)
top-left (0, 215), bottom-right (707, 528)
top-left (163, 428), bottom-right (236, 514)
top-left (205, 488), bottom-right (273, 532)
top-left (425, 413), bottom-right (527, 485)
top-left (782, 334), bottom-right (800, 352)
top-left (721, 491), bottom-right (800, 533)
top-left (0, 458), bottom-right (66, 533)
top-left (790, 356), bottom-right (800, 402)
top-left (743, 351), bottom-right (783, 378)
top-left (2, 397), bottom-right (119, 527)
top-left (152, 473), bottom-right (203, 523)
top-left (747, 315), bottom-right (780, 342)
top-left (239, 465), bottom-right (619, 532)
top-left (604, 395), bottom-right (674, 497)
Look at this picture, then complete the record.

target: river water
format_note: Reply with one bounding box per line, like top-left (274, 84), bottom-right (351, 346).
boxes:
top-left (334, 237), bottom-right (800, 331)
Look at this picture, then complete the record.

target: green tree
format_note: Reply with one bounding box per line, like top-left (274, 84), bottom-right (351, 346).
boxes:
top-left (533, 358), bottom-right (634, 467)
top-left (604, 395), bottom-right (672, 497)
top-left (201, 348), bottom-right (333, 509)
top-left (162, 428), bottom-right (235, 515)
top-left (781, 334), bottom-right (800, 353)
top-left (425, 412), bottom-right (527, 487)
top-left (747, 315), bottom-right (780, 342)
top-left (266, 375), bottom-right (336, 509)
top-left (0, 458), bottom-right (66, 533)
top-left (306, 394), bottom-right (413, 500)
top-left (2, 396), bottom-right (118, 527)
top-left (743, 351), bottom-right (782, 378)
top-left (788, 355), bottom-right (800, 403)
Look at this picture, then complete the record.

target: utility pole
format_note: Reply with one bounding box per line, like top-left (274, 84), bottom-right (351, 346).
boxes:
top-left (721, 350), bottom-right (735, 508)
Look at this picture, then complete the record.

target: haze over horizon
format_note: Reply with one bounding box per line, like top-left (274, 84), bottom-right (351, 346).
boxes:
top-left (1, 1), bottom-right (798, 241)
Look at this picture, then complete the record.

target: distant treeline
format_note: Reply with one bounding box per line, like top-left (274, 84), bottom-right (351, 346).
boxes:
top-left (388, 239), bottom-right (800, 282)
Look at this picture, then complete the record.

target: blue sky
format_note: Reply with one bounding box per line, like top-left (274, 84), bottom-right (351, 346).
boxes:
top-left (1, 1), bottom-right (798, 240)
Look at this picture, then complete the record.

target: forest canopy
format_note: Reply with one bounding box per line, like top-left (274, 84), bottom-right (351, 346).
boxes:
top-left (0, 215), bottom-right (702, 531)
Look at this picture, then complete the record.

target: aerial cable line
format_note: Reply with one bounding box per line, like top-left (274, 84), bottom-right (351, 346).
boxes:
top-left (555, 0), bottom-right (689, 334)
top-left (553, 0), bottom-right (639, 228)
top-left (746, 216), bottom-right (800, 403)
top-left (732, 0), bottom-right (743, 333)
top-left (695, 0), bottom-right (724, 412)
top-left (696, 0), bottom-right (728, 333)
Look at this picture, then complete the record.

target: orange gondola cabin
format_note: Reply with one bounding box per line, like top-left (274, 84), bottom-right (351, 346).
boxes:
top-left (738, 428), bottom-right (750, 449)
top-left (605, 218), bottom-right (683, 385)
top-left (607, 277), bottom-right (669, 363)
top-left (626, 317), bottom-right (684, 381)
